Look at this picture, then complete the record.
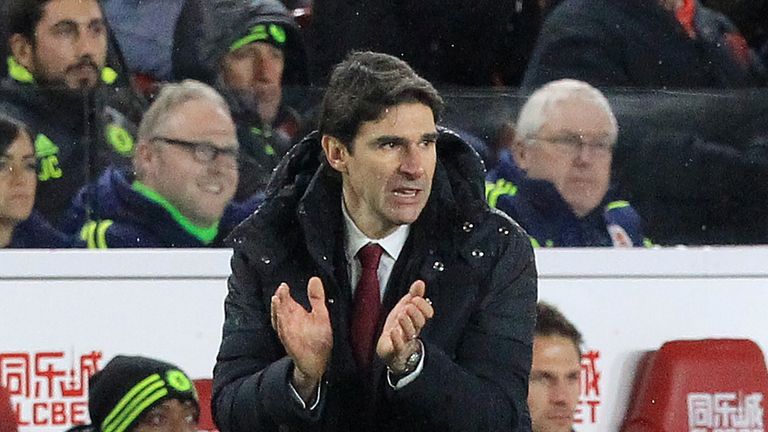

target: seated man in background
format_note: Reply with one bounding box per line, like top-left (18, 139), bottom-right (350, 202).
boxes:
top-left (529, 302), bottom-right (583, 432)
top-left (2, 0), bottom-right (145, 229)
top-left (0, 114), bottom-right (72, 248)
top-left (487, 79), bottom-right (645, 247)
top-left (101, 0), bottom-right (186, 83)
top-left (173, 0), bottom-right (309, 200)
top-left (66, 355), bottom-right (199, 432)
top-left (522, 0), bottom-right (767, 89)
top-left (69, 80), bottom-right (259, 248)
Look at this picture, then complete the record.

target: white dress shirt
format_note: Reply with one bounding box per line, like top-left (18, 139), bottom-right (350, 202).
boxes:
top-left (342, 203), bottom-right (410, 296)
top-left (342, 202), bottom-right (424, 389)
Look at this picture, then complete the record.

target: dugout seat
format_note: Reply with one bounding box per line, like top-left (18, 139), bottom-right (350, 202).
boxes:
top-left (621, 339), bottom-right (768, 432)
top-left (193, 379), bottom-right (217, 432)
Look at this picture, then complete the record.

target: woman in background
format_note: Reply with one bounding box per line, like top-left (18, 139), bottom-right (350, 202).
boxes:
top-left (0, 115), bottom-right (71, 248)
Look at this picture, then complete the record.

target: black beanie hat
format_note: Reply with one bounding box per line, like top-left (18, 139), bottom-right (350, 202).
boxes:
top-left (87, 356), bottom-right (198, 432)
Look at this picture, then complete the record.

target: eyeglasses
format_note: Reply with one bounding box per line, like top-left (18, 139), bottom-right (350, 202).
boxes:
top-left (526, 133), bottom-right (614, 157)
top-left (151, 136), bottom-right (239, 169)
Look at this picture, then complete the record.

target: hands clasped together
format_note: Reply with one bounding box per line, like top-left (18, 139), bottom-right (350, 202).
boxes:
top-left (270, 276), bottom-right (434, 402)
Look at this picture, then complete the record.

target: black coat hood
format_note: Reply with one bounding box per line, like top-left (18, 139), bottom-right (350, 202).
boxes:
top-left (264, 128), bottom-right (486, 211)
top-left (172, 0), bottom-right (308, 85)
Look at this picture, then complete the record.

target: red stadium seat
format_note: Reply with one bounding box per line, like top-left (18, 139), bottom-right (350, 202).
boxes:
top-left (0, 385), bottom-right (17, 432)
top-left (193, 379), bottom-right (218, 432)
top-left (621, 339), bottom-right (768, 432)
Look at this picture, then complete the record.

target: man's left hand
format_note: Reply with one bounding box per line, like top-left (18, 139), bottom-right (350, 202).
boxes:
top-left (376, 280), bottom-right (434, 374)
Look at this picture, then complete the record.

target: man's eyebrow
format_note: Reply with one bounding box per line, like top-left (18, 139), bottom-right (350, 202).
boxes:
top-left (371, 135), bottom-right (408, 146)
top-left (51, 19), bottom-right (78, 29)
top-left (370, 132), bottom-right (438, 146)
top-left (52, 17), bottom-right (105, 28)
top-left (555, 129), bottom-right (610, 137)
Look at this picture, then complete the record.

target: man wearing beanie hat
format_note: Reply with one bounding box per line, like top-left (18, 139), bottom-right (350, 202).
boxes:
top-left (72, 355), bottom-right (199, 432)
top-left (172, 0), bottom-right (309, 201)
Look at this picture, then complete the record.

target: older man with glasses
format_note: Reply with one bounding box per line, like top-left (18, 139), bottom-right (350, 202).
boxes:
top-left (66, 80), bottom-right (260, 248)
top-left (487, 79), bottom-right (647, 248)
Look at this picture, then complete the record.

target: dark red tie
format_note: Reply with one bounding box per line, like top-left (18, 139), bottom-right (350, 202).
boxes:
top-left (350, 243), bottom-right (384, 370)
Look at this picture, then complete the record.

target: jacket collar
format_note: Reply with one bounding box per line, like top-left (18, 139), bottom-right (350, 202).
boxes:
top-left (227, 127), bottom-right (487, 271)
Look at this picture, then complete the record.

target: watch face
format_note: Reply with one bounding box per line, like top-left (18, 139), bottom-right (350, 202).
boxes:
top-left (406, 350), bottom-right (421, 368)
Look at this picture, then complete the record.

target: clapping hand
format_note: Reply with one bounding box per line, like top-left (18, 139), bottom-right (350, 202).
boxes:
top-left (376, 280), bottom-right (434, 374)
top-left (271, 277), bottom-right (333, 402)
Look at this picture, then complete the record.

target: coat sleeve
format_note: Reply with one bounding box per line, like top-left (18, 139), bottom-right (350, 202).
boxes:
top-left (212, 250), bottom-right (323, 432)
top-left (385, 220), bottom-right (538, 431)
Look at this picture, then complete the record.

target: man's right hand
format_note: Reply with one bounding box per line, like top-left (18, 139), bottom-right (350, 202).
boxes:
top-left (271, 277), bottom-right (333, 403)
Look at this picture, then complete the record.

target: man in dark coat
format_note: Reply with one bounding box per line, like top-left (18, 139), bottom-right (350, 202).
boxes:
top-left (522, 0), bottom-right (767, 89)
top-left (213, 52), bottom-right (537, 431)
top-left (1, 0), bottom-right (145, 229)
top-left (173, 0), bottom-right (309, 200)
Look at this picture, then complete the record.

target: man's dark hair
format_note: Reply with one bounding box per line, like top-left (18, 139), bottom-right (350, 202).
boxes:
top-left (318, 51), bottom-right (444, 151)
top-left (0, 114), bottom-right (29, 154)
top-left (7, 0), bottom-right (50, 41)
top-left (535, 302), bottom-right (583, 356)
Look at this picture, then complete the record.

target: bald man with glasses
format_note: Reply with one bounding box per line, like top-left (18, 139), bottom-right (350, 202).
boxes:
top-left (67, 80), bottom-right (260, 248)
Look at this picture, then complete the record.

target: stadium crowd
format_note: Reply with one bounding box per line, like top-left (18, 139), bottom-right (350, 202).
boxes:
top-left (1, 0), bottom-right (768, 248)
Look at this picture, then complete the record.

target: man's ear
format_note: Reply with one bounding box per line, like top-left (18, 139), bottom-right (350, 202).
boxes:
top-left (9, 34), bottom-right (34, 71)
top-left (132, 140), bottom-right (156, 181)
top-left (512, 138), bottom-right (529, 171)
top-left (321, 135), bottom-right (349, 174)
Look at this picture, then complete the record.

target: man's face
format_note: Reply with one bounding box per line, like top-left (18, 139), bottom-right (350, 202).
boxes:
top-left (325, 102), bottom-right (438, 239)
top-left (138, 98), bottom-right (239, 227)
top-left (514, 97), bottom-right (614, 217)
top-left (528, 335), bottom-right (581, 432)
top-left (219, 42), bottom-right (284, 109)
top-left (15, 0), bottom-right (107, 90)
top-left (133, 399), bottom-right (199, 432)
top-left (0, 131), bottom-right (36, 225)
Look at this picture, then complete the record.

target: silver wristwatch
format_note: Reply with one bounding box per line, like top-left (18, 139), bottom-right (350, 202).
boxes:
top-left (397, 345), bottom-right (423, 376)
top-left (405, 349), bottom-right (421, 372)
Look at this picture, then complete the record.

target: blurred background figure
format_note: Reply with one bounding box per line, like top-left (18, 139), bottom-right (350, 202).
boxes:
top-left (69, 80), bottom-right (258, 248)
top-left (529, 302), bottom-right (583, 432)
top-left (102, 0), bottom-right (186, 83)
top-left (0, 3), bottom-right (9, 79)
top-left (700, 0), bottom-right (768, 66)
top-left (1, 0), bottom-right (145, 229)
top-left (305, 0), bottom-right (539, 87)
top-left (65, 355), bottom-right (199, 432)
top-left (173, 0), bottom-right (308, 200)
top-left (487, 79), bottom-right (645, 247)
top-left (0, 114), bottom-right (71, 248)
top-left (523, 0), bottom-right (768, 89)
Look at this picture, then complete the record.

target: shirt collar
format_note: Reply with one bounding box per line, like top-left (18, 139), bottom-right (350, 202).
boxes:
top-left (342, 200), bottom-right (410, 261)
